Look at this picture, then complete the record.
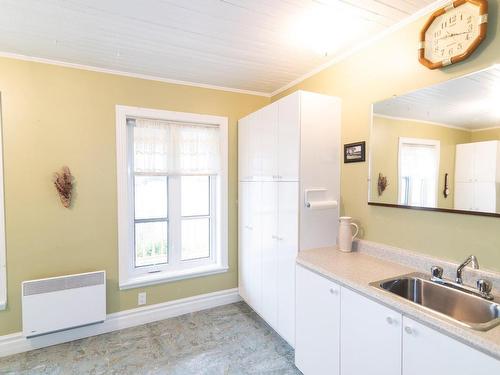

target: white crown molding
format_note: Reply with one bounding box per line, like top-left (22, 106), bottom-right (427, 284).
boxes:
top-left (270, 0), bottom-right (451, 98)
top-left (375, 114), bottom-right (500, 133)
top-left (0, 288), bottom-right (241, 358)
top-left (0, 51), bottom-right (271, 98)
top-left (373, 114), bottom-right (472, 132)
top-left (471, 125), bottom-right (500, 132)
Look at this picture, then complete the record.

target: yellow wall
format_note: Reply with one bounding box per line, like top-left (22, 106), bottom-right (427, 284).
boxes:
top-left (370, 116), bottom-right (471, 208)
top-left (472, 127), bottom-right (500, 141)
top-left (2, 1), bottom-right (500, 338)
top-left (273, 1), bottom-right (500, 272)
top-left (0, 57), bottom-right (269, 335)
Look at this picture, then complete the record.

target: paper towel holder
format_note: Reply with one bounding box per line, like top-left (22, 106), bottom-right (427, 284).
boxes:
top-left (304, 188), bottom-right (337, 209)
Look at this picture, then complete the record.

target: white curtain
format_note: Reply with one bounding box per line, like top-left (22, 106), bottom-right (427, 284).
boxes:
top-left (399, 141), bottom-right (439, 207)
top-left (132, 118), bottom-right (221, 175)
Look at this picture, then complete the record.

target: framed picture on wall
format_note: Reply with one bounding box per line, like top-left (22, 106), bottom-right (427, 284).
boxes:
top-left (344, 141), bottom-right (366, 163)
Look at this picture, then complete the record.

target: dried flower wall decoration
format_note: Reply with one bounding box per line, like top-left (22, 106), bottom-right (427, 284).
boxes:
top-left (377, 173), bottom-right (388, 196)
top-left (53, 166), bottom-right (74, 208)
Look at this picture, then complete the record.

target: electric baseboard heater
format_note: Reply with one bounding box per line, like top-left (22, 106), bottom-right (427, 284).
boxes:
top-left (22, 271), bottom-right (106, 337)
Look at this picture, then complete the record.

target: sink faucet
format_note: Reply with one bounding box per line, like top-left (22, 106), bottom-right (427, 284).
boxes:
top-left (456, 255), bottom-right (479, 284)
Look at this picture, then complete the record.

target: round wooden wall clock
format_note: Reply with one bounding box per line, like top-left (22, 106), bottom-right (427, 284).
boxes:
top-left (419, 0), bottom-right (488, 69)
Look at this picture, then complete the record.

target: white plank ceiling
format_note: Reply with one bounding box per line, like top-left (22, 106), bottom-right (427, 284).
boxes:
top-left (374, 65), bottom-right (500, 130)
top-left (0, 0), bottom-right (437, 94)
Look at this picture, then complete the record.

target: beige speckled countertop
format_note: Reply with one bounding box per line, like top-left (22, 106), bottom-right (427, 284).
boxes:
top-left (297, 246), bottom-right (500, 361)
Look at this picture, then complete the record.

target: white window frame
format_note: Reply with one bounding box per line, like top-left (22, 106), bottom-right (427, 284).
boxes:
top-left (0, 95), bottom-right (6, 310)
top-left (398, 137), bottom-right (441, 207)
top-left (116, 105), bottom-right (228, 290)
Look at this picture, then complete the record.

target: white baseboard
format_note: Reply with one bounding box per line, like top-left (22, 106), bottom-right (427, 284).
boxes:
top-left (0, 288), bottom-right (241, 358)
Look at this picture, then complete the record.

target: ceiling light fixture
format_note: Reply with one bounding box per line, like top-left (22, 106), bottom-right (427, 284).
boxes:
top-left (290, 1), bottom-right (359, 57)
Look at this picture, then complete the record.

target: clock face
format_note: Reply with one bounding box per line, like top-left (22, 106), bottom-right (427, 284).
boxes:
top-left (424, 2), bottom-right (482, 65)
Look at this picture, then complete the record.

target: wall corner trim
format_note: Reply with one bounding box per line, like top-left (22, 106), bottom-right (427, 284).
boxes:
top-left (0, 288), bottom-right (241, 358)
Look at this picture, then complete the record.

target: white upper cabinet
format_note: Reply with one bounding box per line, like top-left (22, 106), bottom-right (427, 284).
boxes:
top-left (455, 141), bottom-right (499, 183)
top-left (402, 317), bottom-right (500, 374)
top-left (259, 104), bottom-right (279, 180)
top-left (238, 116), bottom-right (250, 181)
top-left (340, 287), bottom-right (402, 375)
top-left (295, 265), bottom-right (340, 375)
top-left (249, 112), bottom-right (262, 180)
top-left (277, 93), bottom-right (300, 181)
top-left (238, 93), bottom-right (302, 182)
top-left (473, 141), bottom-right (499, 182)
top-left (238, 112), bottom-right (261, 181)
top-left (455, 143), bottom-right (475, 182)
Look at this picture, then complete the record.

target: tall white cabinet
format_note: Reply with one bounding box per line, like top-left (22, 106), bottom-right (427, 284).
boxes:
top-left (454, 140), bottom-right (500, 213)
top-left (238, 91), bottom-right (341, 347)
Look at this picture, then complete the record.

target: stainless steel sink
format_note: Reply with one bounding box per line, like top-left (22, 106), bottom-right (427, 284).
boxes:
top-left (370, 272), bottom-right (500, 331)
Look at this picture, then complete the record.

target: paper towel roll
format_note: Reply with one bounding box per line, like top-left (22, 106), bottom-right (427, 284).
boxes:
top-left (306, 200), bottom-right (338, 210)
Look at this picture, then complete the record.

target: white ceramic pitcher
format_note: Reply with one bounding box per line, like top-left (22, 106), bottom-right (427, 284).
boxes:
top-left (338, 216), bottom-right (359, 252)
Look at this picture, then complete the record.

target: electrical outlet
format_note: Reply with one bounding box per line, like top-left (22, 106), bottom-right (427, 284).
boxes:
top-left (138, 292), bottom-right (147, 306)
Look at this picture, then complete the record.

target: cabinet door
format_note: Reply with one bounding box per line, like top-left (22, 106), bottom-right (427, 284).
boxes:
top-left (341, 287), bottom-right (402, 375)
top-left (454, 182), bottom-right (474, 210)
top-left (276, 182), bottom-right (299, 346)
top-left (248, 112), bottom-right (261, 180)
top-left (473, 141), bottom-right (498, 182)
top-left (259, 104), bottom-right (279, 181)
top-left (239, 182), bottom-right (262, 312)
top-left (455, 143), bottom-right (474, 183)
top-left (403, 317), bottom-right (500, 374)
top-left (277, 94), bottom-right (300, 181)
top-left (295, 265), bottom-right (340, 375)
top-left (473, 182), bottom-right (496, 213)
top-left (238, 118), bottom-right (250, 181)
top-left (238, 182), bottom-right (251, 302)
top-left (260, 181), bottom-right (278, 328)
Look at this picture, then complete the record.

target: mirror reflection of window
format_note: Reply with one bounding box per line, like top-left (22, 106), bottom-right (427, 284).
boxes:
top-left (398, 138), bottom-right (440, 208)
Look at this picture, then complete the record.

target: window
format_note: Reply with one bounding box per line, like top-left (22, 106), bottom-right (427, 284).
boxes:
top-left (398, 137), bottom-right (440, 208)
top-left (116, 106), bottom-right (228, 290)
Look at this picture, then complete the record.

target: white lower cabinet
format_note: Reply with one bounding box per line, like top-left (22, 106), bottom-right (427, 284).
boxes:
top-left (276, 183), bottom-right (299, 345)
top-left (340, 287), bottom-right (402, 375)
top-left (295, 266), bottom-right (500, 374)
top-left (261, 182), bottom-right (278, 329)
top-left (402, 317), bottom-right (500, 374)
top-left (295, 265), bottom-right (340, 375)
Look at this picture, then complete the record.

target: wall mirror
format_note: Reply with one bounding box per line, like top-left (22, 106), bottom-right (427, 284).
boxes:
top-left (369, 65), bottom-right (500, 217)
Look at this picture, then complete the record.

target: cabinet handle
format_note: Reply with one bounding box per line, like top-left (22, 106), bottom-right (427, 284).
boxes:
top-left (404, 326), bottom-right (413, 335)
top-left (271, 235), bottom-right (278, 240)
top-left (386, 316), bottom-right (393, 325)
top-left (329, 288), bottom-right (338, 295)
top-left (277, 237), bottom-right (284, 241)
